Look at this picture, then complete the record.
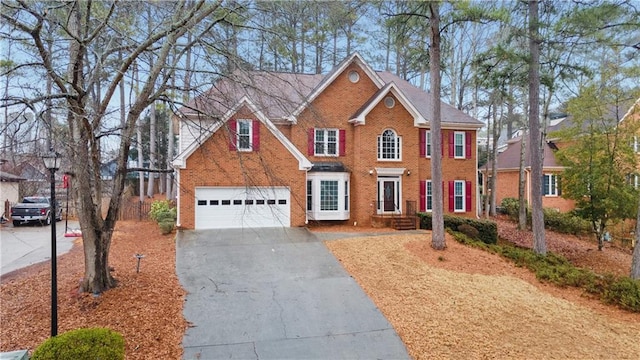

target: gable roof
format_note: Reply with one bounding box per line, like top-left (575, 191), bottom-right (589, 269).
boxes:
top-left (620, 97), bottom-right (640, 123)
top-left (179, 71), bottom-right (324, 122)
top-left (377, 71), bottom-right (483, 129)
top-left (174, 97), bottom-right (312, 171)
top-left (349, 82), bottom-right (425, 125)
top-left (177, 53), bottom-right (483, 129)
top-left (493, 136), bottom-right (564, 171)
top-left (0, 170), bottom-right (25, 182)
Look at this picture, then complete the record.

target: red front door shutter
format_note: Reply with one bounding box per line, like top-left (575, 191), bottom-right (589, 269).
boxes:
top-left (465, 131), bottom-right (472, 159)
top-left (448, 181), bottom-right (454, 212)
top-left (228, 119), bottom-right (237, 151)
top-left (339, 129), bottom-right (346, 156)
top-left (465, 180), bottom-right (472, 212)
top-left (307, 128), bottom-right (314, 156)
top-left (419, 180), bottom-right (426, 212)
top-left (252, 120), bottom-right (260, 151)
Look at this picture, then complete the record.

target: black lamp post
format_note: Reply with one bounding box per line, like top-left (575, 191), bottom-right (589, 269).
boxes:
top-left (42, 151), bottom-right (61, 337)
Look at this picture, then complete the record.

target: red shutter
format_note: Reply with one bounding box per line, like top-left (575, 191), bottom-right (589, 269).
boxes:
top-left (419, 180), bottom-right (426, 212)
top-left (339, 129), bottom-right (346, 156)
top-left (307, 128), bottom-right (314, 156)
top-left (419, 129), bottom-right (426, 157)
top-left (465, 181), bottom-right (472, 212)
top-left (252, 120), bottom-right (260, 151)
top-left (228, 119), bottom-right (237, 151)
top-left (448, 181), bottom-right (454, 212)
top-left (465, 131), bottom-right (472, 159)
top-left (449, 131), bottom-right (455, 158)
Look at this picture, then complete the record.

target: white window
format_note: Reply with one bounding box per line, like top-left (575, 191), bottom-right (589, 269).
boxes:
top-left (344, 181), bottom-right (349, 211)
top-left (320, 180), bottom-right (338, 211)
top-left (454, 180), bottom-right (465, 212)
top-left (425, 180), bottom-right (432, 211)
top-left (306, 173), bottom-right (350, 220)
top-left (454, 131), bottom-right (465, 158)
top-left (377, 129), bottom-right (401, 160)
top-left (315, 129), bottom-right (338, 156)
top-left (307, 180), bottom-right (312, 211)
top-left (426, 130), bottom-right (432, 157)
top-left (633, 136), bottom-right (640, 153)
top-left (237, 119), bottom-right (252, 151)
top-left (543, 174), bottom-right (558, 196)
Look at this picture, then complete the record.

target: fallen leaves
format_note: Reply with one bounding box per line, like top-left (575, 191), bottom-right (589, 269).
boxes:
top-left (0, 221), bottom-right (186, 359)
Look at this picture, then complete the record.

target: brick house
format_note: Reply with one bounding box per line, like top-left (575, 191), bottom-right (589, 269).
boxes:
top-left (173, 53), bottom-right (483, 229)
top-left (484, 129), bottom-right (575, 213)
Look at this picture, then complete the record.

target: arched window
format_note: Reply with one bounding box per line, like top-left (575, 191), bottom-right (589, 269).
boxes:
top-left (377, 129), bottom-right (401, 160)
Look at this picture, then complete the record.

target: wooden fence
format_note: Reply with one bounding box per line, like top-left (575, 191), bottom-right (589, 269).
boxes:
top-left (117, 201), bottom-right (152, 221)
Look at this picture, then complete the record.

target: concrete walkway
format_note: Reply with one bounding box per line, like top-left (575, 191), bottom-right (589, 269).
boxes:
top-left (0, 220), bottom-right (80, 276)
top-left (177, 227), bottom-right (409, 360)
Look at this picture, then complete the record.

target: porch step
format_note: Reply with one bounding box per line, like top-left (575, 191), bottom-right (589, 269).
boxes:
top-left (392, 216), bottom-right (417, 230)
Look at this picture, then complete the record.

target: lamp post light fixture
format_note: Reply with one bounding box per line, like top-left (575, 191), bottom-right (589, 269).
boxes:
top-left (42, 151), bottom-right (61, 337)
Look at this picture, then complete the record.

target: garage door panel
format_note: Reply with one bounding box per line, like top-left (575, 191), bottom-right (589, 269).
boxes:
top-left (195, 187), bottom-right (290, 229)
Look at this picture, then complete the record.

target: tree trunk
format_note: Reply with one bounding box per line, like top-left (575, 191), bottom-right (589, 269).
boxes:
top-left (631, 197), bottom-right (640, 278)
top-left (528, 0), bottom-right (546, 255)
top-left (146, 101), bottom-right (156, 198)
top-left (489, 99), bottom-right (500, 216)
top-left (518, 130), bottom-right (528, 230)
top-left (429, 2), bottom-right (445, 250)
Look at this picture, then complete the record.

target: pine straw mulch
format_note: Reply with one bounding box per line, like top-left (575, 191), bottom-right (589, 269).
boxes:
top-left (2, 218), bottom-right (639, 359)
top-left (0, 221), bottom-right (186, 359)
top-left (325, 223), bottom-right (640, 360)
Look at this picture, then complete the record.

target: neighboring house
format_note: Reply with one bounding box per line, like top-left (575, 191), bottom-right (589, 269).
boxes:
top-left (488, 99), bottom-right (639, 213)
top-left (0, 170), bottom-right (25, 204)
top-left (484, 131), bottom-right (574, 212)
top-left (173, 53), bottom-right (484, 230)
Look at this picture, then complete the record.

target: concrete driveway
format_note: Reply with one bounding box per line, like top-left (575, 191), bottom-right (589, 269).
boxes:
top-left (177, 227), bottom-right (409, 359)
top-left (0, 220), bottom-right (80, 276)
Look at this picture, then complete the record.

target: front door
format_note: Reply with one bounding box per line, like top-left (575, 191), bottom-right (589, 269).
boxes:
top-left (377, 177), bottom-right (401, 214)
top-left (383, 181), bottom-right (395, 211)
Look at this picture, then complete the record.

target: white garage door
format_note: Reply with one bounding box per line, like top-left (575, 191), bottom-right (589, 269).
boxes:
top-left (195, 187), bottom-right (291, 229)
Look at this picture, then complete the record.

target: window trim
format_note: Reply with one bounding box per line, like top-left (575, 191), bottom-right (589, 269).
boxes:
top-left (543, 174), bottom-right (559, 197)
top-left (314, 128), bottom-right (339, 157)
top-left (306, 173), bottom-right (350, 220)
top-left (236, 119), bottom-right (252, 151)
top-left (320, 180), bottom-right (339, 211)
top-left (377, 129), bottom-right (402, 161)
top-left (454, 180), bottom-right (465, 212)
top-left (454, 131), bottom-right (465, 159)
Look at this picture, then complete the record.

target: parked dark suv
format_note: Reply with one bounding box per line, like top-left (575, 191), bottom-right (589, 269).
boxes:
top-left (10, 196), bottom-right (63, 227)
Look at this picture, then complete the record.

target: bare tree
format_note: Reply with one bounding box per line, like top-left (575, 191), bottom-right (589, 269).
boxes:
top-left (1, 0), bottom-right (223, 293)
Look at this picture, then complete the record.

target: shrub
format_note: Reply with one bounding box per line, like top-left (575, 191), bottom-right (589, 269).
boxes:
top-left (149, 200), bottom-right (175, 222)
top-left (159, 221), bottom-right (175, 235)
top-left (31, 327), bottom-right (124, 360)
top-left (419, 213), bottom-right (497, 245)
top-left (602, 277), bottom-right (640, 312)
top-left (500, 197), bottom-right (520, 218)
top-left (449, 230), bottom-right (640, 312)
top-left (457, 223), bottom-right (480, 240)
top-left (543, 208), bottom-right (590, 235)
top-left (149, 200), bottom-right (176, 234)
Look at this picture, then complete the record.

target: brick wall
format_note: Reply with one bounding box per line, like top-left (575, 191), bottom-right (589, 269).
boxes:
top-left (178, 106), bottom-right (306, 229)
top-left (178, 62), bottom-right (479, 228)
